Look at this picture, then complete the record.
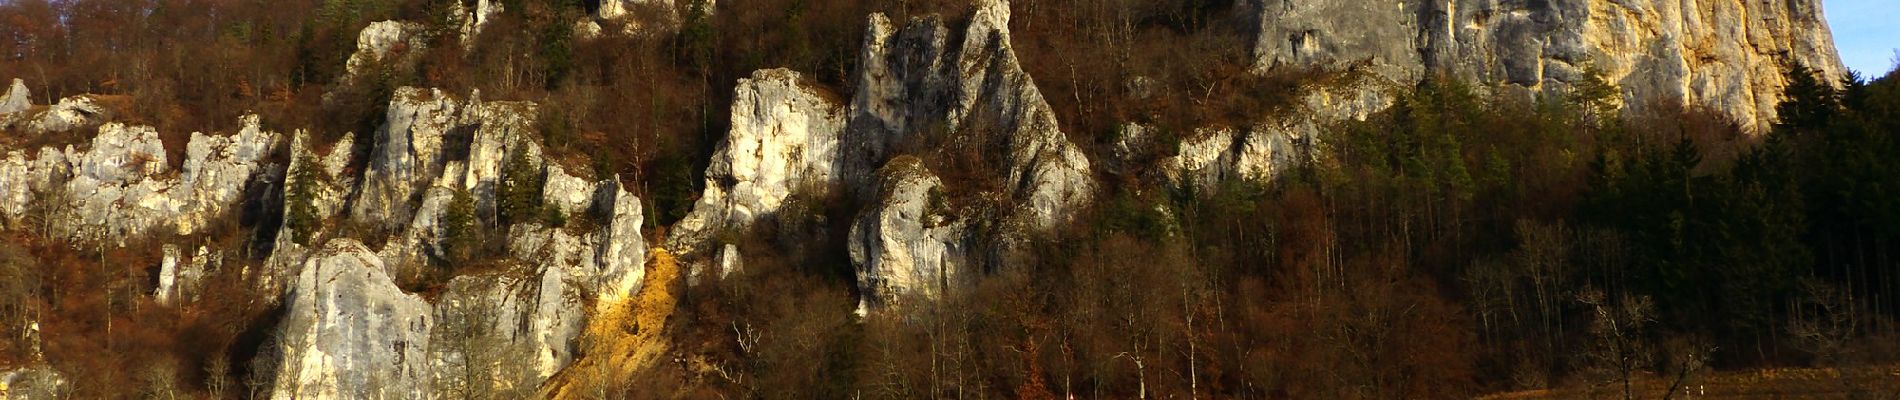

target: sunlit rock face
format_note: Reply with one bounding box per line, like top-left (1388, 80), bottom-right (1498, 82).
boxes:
top-left (0, 93), bottom-right (109, 135)
top-left (0, 79), bottom-right (30, 115)
top-left (345, 21), bottom-right (427, 82)
top-left (269, 240), bottom-right (435, 400)
top-left (950, 0), bottom-right (1096, 230)
top-left (1122, 74), bottom-right (1392, 194)
top-left (353, 87), bottom-right (460, 230)
top-left (0, 114), bottom-right (282, 244)
top-left (248, 83), bottom-right (651, 397)
top-left (658, 2), bottom-right (1103, 311)
top-left (1253, 0), bottom-right (1845, 130)
top-left (666, 68), bottom-right (846, 259)
top-left (850, 156), bottom-right (969, 314)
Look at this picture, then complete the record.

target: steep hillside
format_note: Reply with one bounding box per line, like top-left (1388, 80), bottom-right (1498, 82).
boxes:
top-left (1, 0), bottom-right (1894, 398)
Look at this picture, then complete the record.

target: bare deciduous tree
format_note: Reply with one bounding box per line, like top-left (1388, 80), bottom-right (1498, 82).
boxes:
top-left (1578, 287), bottom-right (1655, 400)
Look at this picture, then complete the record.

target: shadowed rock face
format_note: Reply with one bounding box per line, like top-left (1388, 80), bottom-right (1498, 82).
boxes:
top-left (839, 0), bottom-right (1099, 311)
top-left (851, 0), bottom-right (1095, 231)
top-left (844, 13), bottom-right (956, 192)
top-left (427, 265), bottom-right (587, 395)
top-left (1253, 0), bottom-right (1845, 131)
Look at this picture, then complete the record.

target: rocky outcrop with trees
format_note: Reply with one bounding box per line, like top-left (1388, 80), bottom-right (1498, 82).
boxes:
top-left (1, 0), bottom-right (1893, 398)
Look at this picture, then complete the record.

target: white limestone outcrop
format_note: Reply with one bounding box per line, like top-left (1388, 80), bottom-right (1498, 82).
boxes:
top-left (851, 1), bottom-right (1095, 231)
top-left (666, 68), bottom-right (845, 259)
top-left (1252, 0), bottom-right (1847, 131)
top-left (353, 87), bottom-right (460, 229)
top-left (850, 156), bottom-right (968, 314)
top-left (268, 240), bottom-right (434, 400)
top-left (0, 115), bottom-right (282, 243)
top-left (345, 21), bottom-right (426, 82)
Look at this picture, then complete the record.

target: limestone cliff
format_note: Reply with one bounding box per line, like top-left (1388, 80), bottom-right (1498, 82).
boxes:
top-left (1253, 0), bottom-right (1846, 131)
top-left (666, 68), bottom-right (846, 259)
top-left (259, 85), bottom-right (651, 397)
top-left (353, 87), bottom-right (460, 230)
top-left (0, 0), bottom-right (1858, 394)
top-left (268, 240), bottom-right (434, 400)
top-left (851, 1), bottom-right (1095, 230)
top-left (850, 156), bottom-right (969, 314)
top-left (0, 114), bottom-right (282, 243)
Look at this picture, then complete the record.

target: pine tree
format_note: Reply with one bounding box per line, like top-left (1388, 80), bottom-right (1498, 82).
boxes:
top-left (443, 188), bottom-right (480, 265)
top-left (1775, 63), bottom-right (1840, 136)
top-left (497, 147), bottom-right (546, 227)
top-left (285, 152), bottom-right (324, 246)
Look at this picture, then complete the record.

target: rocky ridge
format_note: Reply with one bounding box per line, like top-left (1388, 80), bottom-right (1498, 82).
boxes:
top-left (0, 72), bottom-right (653, 397)
top-left (1252, 0), bottom-right (1846, 131)
top-left (0, 0), bottom-right (1854, 395)
top-left (0, 112), bottom-right (281, 244)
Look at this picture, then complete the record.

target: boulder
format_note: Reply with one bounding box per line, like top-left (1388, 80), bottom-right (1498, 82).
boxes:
top-left (25, 95), bottom-right (107, 134)
top-left (0, 78), bottom-right (30, 115)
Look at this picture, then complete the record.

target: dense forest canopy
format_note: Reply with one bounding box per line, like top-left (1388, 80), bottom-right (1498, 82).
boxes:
top-left (0, 0), bottom-right (1897, 398)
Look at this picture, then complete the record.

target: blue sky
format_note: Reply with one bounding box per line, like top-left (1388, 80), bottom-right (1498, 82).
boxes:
top-left (1825, 0), bottom-right (1900, 77)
